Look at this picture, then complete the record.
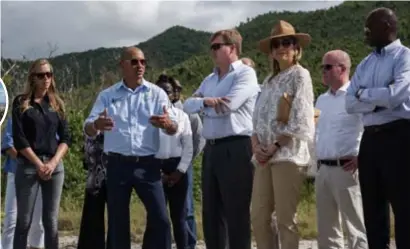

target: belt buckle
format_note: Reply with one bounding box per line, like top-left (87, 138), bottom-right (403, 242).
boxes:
top-left (209, 139), bottom-right (216, 145)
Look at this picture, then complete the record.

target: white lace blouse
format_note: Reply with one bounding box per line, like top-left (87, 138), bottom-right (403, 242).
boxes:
top-left (253, 64), bottom-right (315, 166)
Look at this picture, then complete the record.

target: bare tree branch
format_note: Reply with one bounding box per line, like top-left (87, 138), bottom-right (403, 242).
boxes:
top-left (47, 42), bottom-right (59, 58)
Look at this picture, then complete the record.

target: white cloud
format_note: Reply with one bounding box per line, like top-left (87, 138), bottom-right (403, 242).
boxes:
top-left (1, 1), bottom-right (342, 59)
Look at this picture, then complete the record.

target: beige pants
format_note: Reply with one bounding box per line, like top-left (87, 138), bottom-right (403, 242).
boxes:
top-left (251, 161), bottom-right (305, 249)
top-left (315, 165), bottom-right (368, 249)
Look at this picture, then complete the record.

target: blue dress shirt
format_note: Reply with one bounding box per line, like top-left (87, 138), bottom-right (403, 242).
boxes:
top-left (84, 79), bottom-right (177, 156)
top-left (346, 39), bottom-right (410, 126)
top-left (183, 60), bottom-right (260, 139)
top-left (2, 117), bottom-right (16, 173)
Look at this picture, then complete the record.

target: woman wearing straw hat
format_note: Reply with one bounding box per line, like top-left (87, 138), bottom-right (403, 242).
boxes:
top-left (250, 20), bottom-right (315, 249)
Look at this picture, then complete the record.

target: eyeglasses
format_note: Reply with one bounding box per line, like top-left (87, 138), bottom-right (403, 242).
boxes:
top-left (321, 64), bottom-right (343, 71)
top-left (271, 38), bottom-right (296, 49)
top-left (130, 59), bottom-right (146, 66)
top-left (210, 43), bottom-right (232, 51)
top-left (34, 72), bottom-right (53, 79)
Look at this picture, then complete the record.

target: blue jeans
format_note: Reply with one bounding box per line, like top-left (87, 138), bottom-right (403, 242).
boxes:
top-left (105, 154), bottom-right (171, 249)
top-left (185, 165), bottom-right (197, 249)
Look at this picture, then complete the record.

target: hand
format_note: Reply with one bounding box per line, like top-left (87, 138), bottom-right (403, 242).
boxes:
top-left (203, 97), bottom-right (230, 114)
top-left (94, 108), bottom-right (114, 131)
top-left (161, 172), bottom-right (169, 184)
top-left (341, 156), bottom-right (358, 174)
top-left (253, 144), bottom-right (272, 165)
top-left (43, 159), bottom-right (59, 179)
top-left (149, 106), bottom-right (173, 129)
top-left (36, 163), bottom-right (50, 180)
top-left (166, 171), bottom-right (183, 187)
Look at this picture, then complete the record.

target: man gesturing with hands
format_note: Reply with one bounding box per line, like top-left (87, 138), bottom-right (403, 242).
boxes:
top-left (84, 47), bottom-right (178, 249)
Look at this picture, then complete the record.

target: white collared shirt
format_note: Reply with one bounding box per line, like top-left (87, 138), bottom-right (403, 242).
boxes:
top-left (155, 107), bottom-right (193, 173)
top-left (315, 82), bottom-right (363, 160)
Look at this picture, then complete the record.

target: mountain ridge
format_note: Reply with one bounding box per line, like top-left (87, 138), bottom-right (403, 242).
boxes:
top-left (2, 1), bottom-right (410, 98)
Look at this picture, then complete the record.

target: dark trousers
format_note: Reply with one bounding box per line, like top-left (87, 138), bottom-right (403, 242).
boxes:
top-left (358, 120), bottom-right (410, 249)
top-left (77, 182), bottom-right (110, 249)
top-left (201, 136), bottom-right (253, 249)
top-left (105, 154), bottom-right (171, 249)
top-left (13, 162), bottom-right (64, 249)
top-left (185, 165), bottom-right (197, 249)
top-left (161, 158), bottom-right (189, 249)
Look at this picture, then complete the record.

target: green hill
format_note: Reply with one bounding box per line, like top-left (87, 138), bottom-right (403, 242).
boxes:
top-left (3, 1), bottom-right (410, 98)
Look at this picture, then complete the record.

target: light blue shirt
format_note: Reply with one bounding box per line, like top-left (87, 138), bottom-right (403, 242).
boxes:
top-left (183, 60), bottom-right (260, 139)
top-left (84, 79), bottom-right (177, 156)
top-left (2, 117), bottom-right (17, 173)
top-left (346, 39), bottom-right (410, 126)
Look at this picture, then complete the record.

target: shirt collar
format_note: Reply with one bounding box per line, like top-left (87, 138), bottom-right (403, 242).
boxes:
top-left (327, 81), bottom-right (350, 96)
top-left (375, 39), bottom-right (402, 56)
top-left (116, 78), bottom-right (150, 92)
top-left (212, 59), bottom-right (243, 74)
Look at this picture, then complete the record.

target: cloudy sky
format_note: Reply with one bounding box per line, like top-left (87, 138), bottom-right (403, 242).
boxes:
top-left (1, 1), bottom-right (342, 59)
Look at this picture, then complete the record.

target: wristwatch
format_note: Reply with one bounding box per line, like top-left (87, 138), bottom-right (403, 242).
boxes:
top-left (355, 88), bottom-right (364, 99)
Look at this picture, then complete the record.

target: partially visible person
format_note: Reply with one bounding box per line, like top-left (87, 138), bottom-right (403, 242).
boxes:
top-left (184, 28), bottom-right (259, 249)
top-left (156, 75), bottom-right (194, 249)
top-left (251, 20), bottom-right (315, 249)
top-left (1, 117), bottom-right (44, 249)
top-left (165, 75), bottom-right (206, 249)
top-left (12, 58), bottom-right (71, 249)
top-left (345, 7), bottom-right (410, 249)
top-left (76, 131), bottom-right (110, 249)
top-left (241, 57), bottom-right (255, 68)
top-left (315, 50), bottom-right (367, 249)
top-left (83, 47), bottom-right (178, 249)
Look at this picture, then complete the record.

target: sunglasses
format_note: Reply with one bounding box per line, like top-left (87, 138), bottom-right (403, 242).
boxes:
top-left (271, 38), bottom-right (296, 49)
top-left (321, 64), bottom-right (343, 71)
top-left (34, 72), bottom-right (53, 79)
top-left (130, 59), bottom-right (146, 66)
top-left (210, 43), bottom-right (232, 51)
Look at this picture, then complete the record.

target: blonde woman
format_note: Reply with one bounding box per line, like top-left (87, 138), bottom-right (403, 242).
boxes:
top-left (251, 20), bottom-right (315, 249)
top-left (11, 59), bottom-right (71, 249)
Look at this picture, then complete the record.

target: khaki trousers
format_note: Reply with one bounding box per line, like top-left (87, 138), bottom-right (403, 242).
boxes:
top-left (315, 165), bottom-right (367, 249)
top-left (251, 161), bottom-right (305, 249)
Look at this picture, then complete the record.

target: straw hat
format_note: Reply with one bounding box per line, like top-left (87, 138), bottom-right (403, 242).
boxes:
top-left (258, 20), bottom-right (311, 54)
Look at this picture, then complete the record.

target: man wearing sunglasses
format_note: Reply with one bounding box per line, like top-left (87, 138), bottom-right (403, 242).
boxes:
top-left (315, 50), bottom-right (367, 249)
top-left (83, 47), bottom-right (178, 249)
top-left (183, 29), bottom-right (259, 249)
top-left (346, 7), bottom-right (410, 249)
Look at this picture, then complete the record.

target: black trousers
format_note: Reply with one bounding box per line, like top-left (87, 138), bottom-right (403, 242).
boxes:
top-left (201, 136), bottom-right (253, 249)
top-left (77, 182), bottom-right (110, 249)
top-left (358, 119), bottom-right (410, 249)
top-left (161, 157), bottom-right (189, 249)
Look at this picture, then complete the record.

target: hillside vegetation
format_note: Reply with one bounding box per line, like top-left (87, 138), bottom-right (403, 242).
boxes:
top-left (1, 1), bottom-right (406, 239)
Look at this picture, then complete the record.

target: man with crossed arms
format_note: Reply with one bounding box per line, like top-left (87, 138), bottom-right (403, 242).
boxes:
top-left (184, 29), bottom-right (259, 249)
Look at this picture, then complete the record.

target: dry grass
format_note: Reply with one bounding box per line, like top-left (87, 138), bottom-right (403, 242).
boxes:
top-left (57, 194), bottom-right (315, 242)
top-left (57, 192), bottom-right (397, 242)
